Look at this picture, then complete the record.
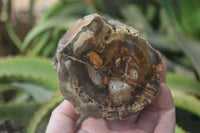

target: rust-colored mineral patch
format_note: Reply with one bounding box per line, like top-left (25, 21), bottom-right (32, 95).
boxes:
top-left (53, 14), bottom-right (162, 119)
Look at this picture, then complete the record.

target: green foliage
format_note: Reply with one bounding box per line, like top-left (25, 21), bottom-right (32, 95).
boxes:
top-left (0, 56), bottom-right (57, 81)
top-left (167, 73), bottom-right (200, 96)
top-left (0, 103), bottom-right (40, 128)
top-left (172, 89), bottom-right (200, 117)
top-left (158, 0), bottom-right (200, 38)
top-left (175, 125), bottom-right (187, 133)
top-left (0, 57), bottom-right (59, 131)
top-left (1, 0), bottom-right (200, 132)
top-left (5, 0), bottom-right (23, 50)
top-left (11, 82), bottom-right (54, 103)
top-left (28, 91), bottom-right (62, 133)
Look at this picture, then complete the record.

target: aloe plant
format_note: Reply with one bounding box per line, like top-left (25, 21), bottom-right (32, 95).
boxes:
top-left (1, 0), bottom-right (200, 132)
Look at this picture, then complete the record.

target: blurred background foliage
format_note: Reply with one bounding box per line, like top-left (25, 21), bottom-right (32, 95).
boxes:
top-left (0, 0), bottom-right (200, 132)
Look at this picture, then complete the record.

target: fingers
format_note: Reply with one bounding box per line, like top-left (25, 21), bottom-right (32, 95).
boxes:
top-left (137, 80), bottom-right (175, 132)
top-left (46, 100), bottom-right (80, 133)
top-left (77, 117), bottom-right (146, 133)
top-left (154, 83), bottom-right (176, 133)
top-left (77, 118), bottom-right (107, 133)
top-left (136, 107), bottom-right (158, 132)
top-left (153, 83), bottom-right (175, 110)
top-left (141, 50), bottom-right (175, 132)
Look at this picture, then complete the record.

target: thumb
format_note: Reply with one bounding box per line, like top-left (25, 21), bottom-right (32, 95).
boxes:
top-left (46, 100), bottom-right (80, 133)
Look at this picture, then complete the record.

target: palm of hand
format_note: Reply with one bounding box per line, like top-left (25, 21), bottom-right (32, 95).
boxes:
top-left (46, 58), bottom-right (175, 133)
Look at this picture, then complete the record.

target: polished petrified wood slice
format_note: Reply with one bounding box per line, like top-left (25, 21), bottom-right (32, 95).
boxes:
top-left (53, 14), bottom-right (162, 119)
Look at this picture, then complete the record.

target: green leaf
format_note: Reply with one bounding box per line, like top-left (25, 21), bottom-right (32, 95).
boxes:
top-left (0, 56), bottom-right (57, 81)
top-left (147, 31), bottom-right (181, 53)
top-left (0, 103), bottom-right (40, 129)
top-left (166, 59), bottom-right (196, 79)
top-left (40, 1), bottom-right (87, 22)
top-left (11, 82), bottom-right (54, 103)
top-left (0, 75), bottom-right (58, 91)
top-left (157, 0), bottom-right (182, 32)
top-left (22, 18), bottom-right (76, 53)
top-left (28, 91), bottom-right (63, 133)
top-left (40, 27), bottom-right (65, 57)
top-left (161, 10), bottom-right (200, 76)
top-left (5, 0), bottom-right (23, 51)
top-left (170, 31), bottom-right (200, 77)
top-left (175, 125), bottom-right (187, 133)
top-left (40, 0), bottom-right (64, 22)
top-left (12, 91), bottom-right (30, 104)
top-left (28, 31), bottom-right (52, 56)
top-left (172, 89), bottom-right (200, 117)
top-left (41, 40), bottom-right (57, 57)
top-left (120, 4), bottom-right (153, 33)
top-left (52, 3), bottom-right (95, 18)
top-left (167, 73), bottom-right (200, 96)
top-left (5, 21), bottom-right (23, 51)
top-left (179, 0), bottom-right (200, 37)
top-left (159, 0), bottom-right (200, 38)
top-left (146, 5), bottom-right (156, 22)
top-left (120, 5), bottom-right (180, 53)
top-left (28, 0), bottom-right (35, 25)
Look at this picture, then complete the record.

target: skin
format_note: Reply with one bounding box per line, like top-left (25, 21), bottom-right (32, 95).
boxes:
top-left (46, 54), bottom-right (176, 133)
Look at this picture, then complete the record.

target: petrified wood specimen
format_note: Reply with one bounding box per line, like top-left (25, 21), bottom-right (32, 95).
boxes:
top-left (53, 14), bottom-right (162, 119)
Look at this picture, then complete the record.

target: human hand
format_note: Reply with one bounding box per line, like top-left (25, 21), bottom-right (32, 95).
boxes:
top-left (46, 57), bottom-right (175, 133)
